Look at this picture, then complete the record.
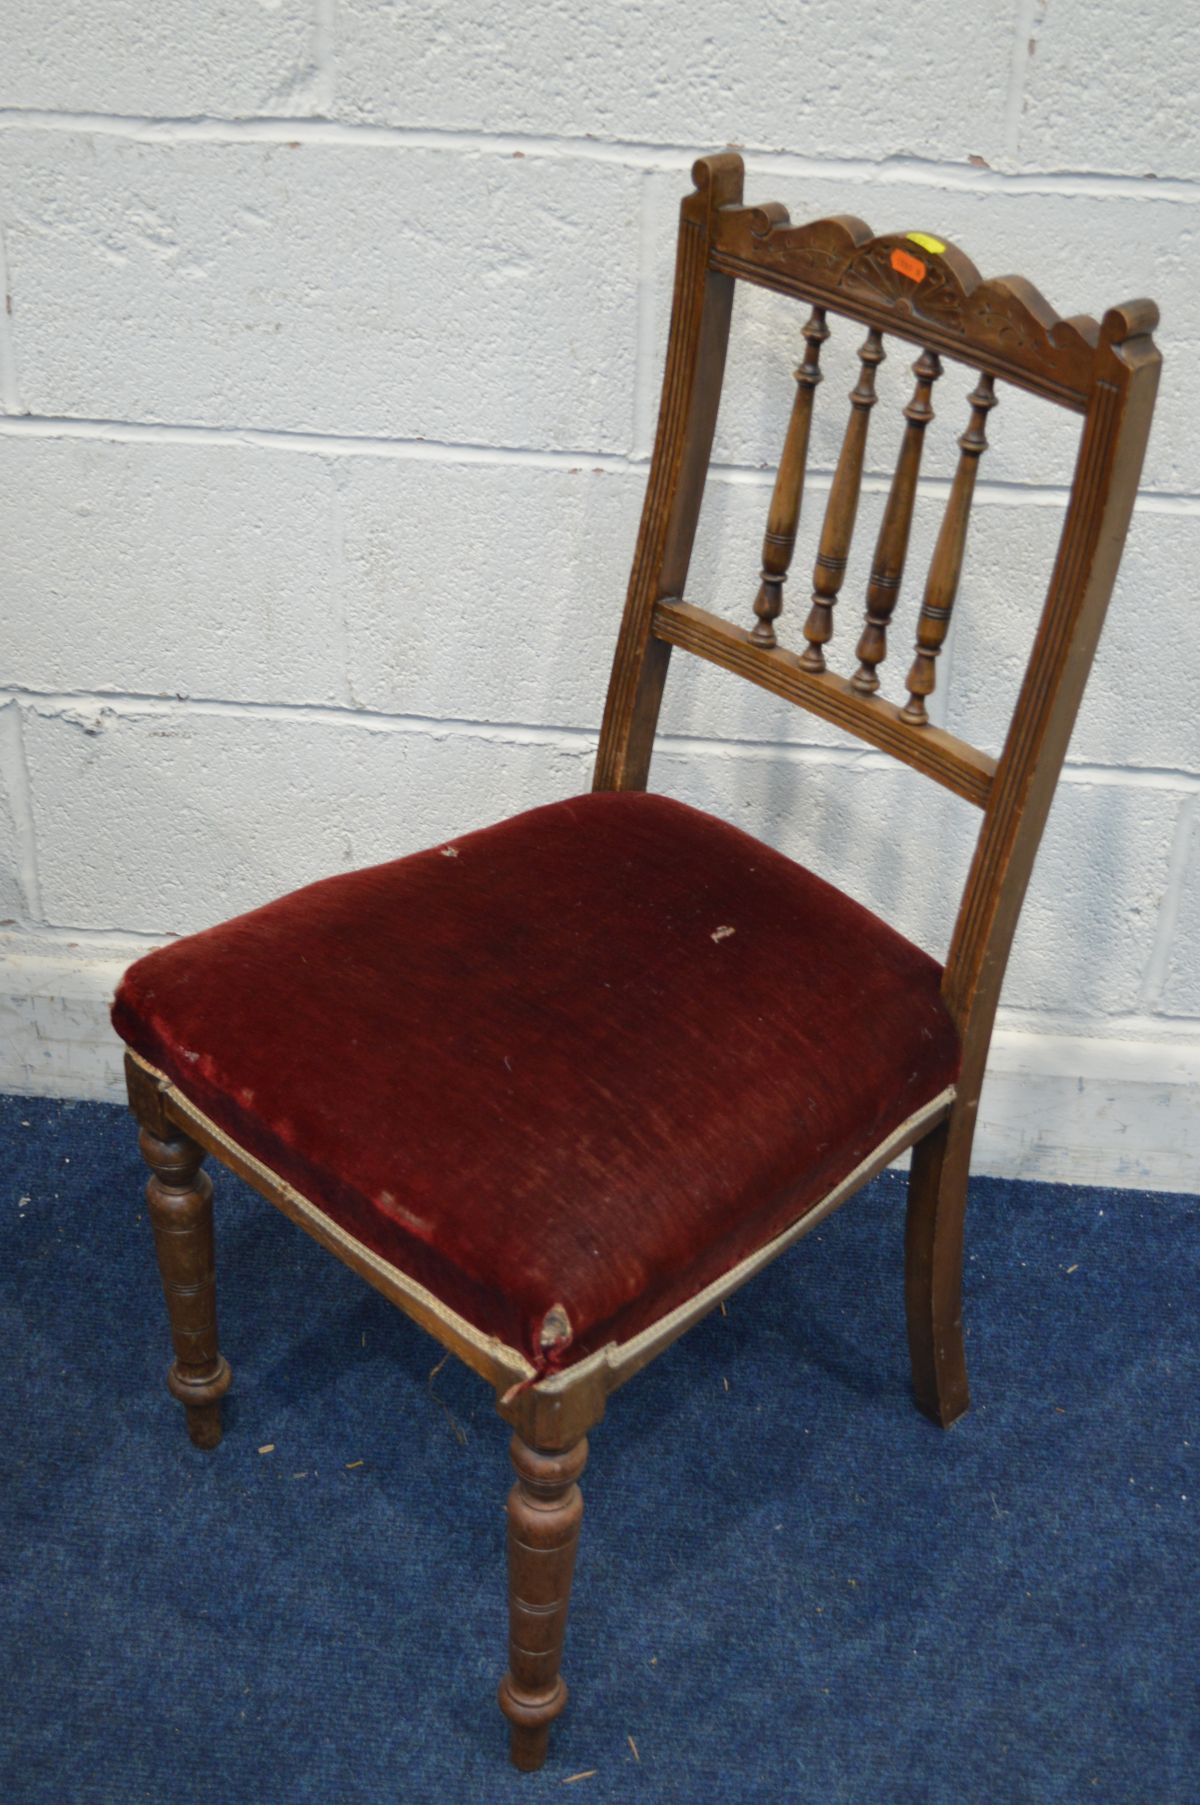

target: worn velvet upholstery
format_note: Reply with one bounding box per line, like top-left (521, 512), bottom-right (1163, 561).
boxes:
top-left (112, 792), bottom-right (960, 1373)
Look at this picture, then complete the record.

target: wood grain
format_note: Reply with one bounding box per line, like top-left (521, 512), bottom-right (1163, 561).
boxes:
top-left (800, 327), bottom-right (885, 673)
top-left (902, 374), bottom-right (997, 725)
top-left (750, 306), bottom-right (827, 647)
top-left (708, 206), bottom-right (1101, 409)
top-left (652, 598), bottom-right (996, 806)
top-left (129, 1059), bottom-right (232, 1451)
top-left (498, 1435), bottom-right (588, 1772)
top-left (851, 348), bottom-right (942, 693)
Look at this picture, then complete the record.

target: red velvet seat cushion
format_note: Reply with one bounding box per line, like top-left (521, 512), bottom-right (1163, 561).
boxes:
top-left (112, 792), bottom-right (959, 1375)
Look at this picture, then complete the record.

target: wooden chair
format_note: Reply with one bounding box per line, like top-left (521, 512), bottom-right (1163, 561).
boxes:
top-left (112, 152), bottom-right (1160, 1771)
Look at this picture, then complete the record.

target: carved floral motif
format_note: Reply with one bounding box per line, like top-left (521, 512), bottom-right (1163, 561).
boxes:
top-left (716, 207), bottom-right (1100, 401)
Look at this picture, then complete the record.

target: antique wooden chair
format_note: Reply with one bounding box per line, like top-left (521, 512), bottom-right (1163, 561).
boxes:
top-left (111, 152), bottom-right (1160, 1770)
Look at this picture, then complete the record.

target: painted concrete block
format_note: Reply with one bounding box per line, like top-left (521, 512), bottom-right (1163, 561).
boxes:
top-left (978, 1030), bottom-right (1200, 1192)
top-left (340, 452), bottom-right (1194, 788)
top-left (1, 435), bottom-right (345, 704)
top-left (1160, 804), bottom-right (1200, 1018)
top-left (0, 703), bottom-right (30, 919)
top-left (23, 704), bottom-right (592, 935)
top-left (0, 135), bottom-right (640, 452)
top-left (1016, 0), bottom-right (1200, 179)
top-left (0, 3), bottom-right (1194, 1167)
top-left (0, 0), bottom-right (323, 118)
top-left (334, 0), bottom-right (1012, 168)
top-left (341, 457), bottom-right (641, 725)
top-left (1004, 779), bottom-right (1179, 1015)
top-left (945, 502), bottom-right (1200, 774)
top-left (0, 940), bottom-right (136, 1101)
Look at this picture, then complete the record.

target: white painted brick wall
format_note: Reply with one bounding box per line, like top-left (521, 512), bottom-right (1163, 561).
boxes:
top-left (1019, 0), bottom-right (1200, 179)
top-left (0, 134), bottom-right (642, 449)
top-left (1, 436), bottom-right (346, 703)
top-left (332, 1), bottom-right (1016, 167)
top-left (1, 4), bottom-right (1197, 1190)
top-left (23, 704), bottom-right (590, 933)
top-left (0, 1), bottom-right (327, 119)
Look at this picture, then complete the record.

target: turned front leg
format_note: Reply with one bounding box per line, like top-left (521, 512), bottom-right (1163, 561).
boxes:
top-left (498, 1433), bottom-right (587, 1771)
top-left (139, 1123), bottom-right (232, 1449)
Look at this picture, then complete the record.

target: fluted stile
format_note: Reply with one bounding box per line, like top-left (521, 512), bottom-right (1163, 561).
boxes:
top-left (799, 328), bottom-right (886, 673)
top-left (750, 307), bottom-right (828, 647)
top-left (851, 349), bottom-right (943, 694)
top-left (901, 375), bottom-right (998, 725)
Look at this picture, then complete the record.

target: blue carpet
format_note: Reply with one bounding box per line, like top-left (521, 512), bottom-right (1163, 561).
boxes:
top-left (1, 1092), bottom-right (1196, 1804)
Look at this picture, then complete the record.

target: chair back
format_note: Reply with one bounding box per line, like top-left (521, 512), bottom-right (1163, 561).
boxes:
top-left (595, 152), bottom-right (1160, 1074)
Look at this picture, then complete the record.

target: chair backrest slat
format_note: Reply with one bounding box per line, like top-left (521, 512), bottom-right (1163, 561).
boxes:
top-left (851, 348), bottom-right (943, 694)
top-left (800, 327), bottom-right (885, 674)
top-left (750, 307), bottom-right (828, 648)
top-left (902, 374), bottom-right (997, 726)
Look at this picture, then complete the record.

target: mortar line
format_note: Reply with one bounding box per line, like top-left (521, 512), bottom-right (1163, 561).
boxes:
top-left (0, 923), bottom-right (170, 955)
top-left (313, 0), bottom-right (337, 114)
top-left (1138, 790), bottom-right (1197, 1013)
top-left (0, 701), bottom-right (44, 922)
top-left (11, 687), bottom-right (601, 745)
top-left (1057, 763), bottom-right (1200, 792)
top-left (1, 414), bottom-right (1196, 514)
top-left (993, 1008), bottom-right (1200, 1042)
top-left (0, 412), bottom-right (637, 473)
top-left (324, 456), bottom-right (355, 709)
top-left (0, 109), bottom-right (1197, 202)
top-left (4, 683), bottom-right (1197, 792)
top-left (1005, 0), bottom-right (1041, 161)
top-left (0, 226), bottom-right (23, 415)
top-left (631, 166), bottom-right (662, 461)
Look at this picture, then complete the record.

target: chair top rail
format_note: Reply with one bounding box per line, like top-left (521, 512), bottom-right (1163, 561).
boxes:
top-left (707, 197), bottom-right (1102, 411)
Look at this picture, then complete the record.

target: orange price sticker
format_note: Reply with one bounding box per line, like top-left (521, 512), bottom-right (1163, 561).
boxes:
top-left (890, 247), bottom-right (926, 283)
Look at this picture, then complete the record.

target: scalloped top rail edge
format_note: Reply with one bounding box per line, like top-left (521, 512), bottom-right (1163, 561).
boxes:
top-left (693, 172), bottom-right (1158, 409)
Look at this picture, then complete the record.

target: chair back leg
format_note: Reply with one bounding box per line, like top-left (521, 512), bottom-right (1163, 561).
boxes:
top-left (904, 1115), bottom-right (971, 1428)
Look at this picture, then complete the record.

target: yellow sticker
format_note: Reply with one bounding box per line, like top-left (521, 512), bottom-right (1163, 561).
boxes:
top-left (907, 232), bottom-right (946, 255)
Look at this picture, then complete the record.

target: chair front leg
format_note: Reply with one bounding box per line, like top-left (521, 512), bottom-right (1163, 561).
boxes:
top-left (138, 1120), bottom-right (232, 1449)
top-left (904, 1114), bottom-right (971, 1428)
top-left (498, 1432), bottom-right (588, 1771)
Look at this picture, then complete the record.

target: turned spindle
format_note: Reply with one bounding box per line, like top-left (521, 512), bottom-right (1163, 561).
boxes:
top-left (139, 1123), bottom-right (232, 1449)
top-left (852, 348), bottom-right (942, 694)
top-left (902, 373), bottom-right (997, 725)
top-left (498, 1434), bottom-right (587, 1771)
top-left (750, 307), bottom-right (828, 648)
top-left (799, 327), bottom-right (885, 672)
